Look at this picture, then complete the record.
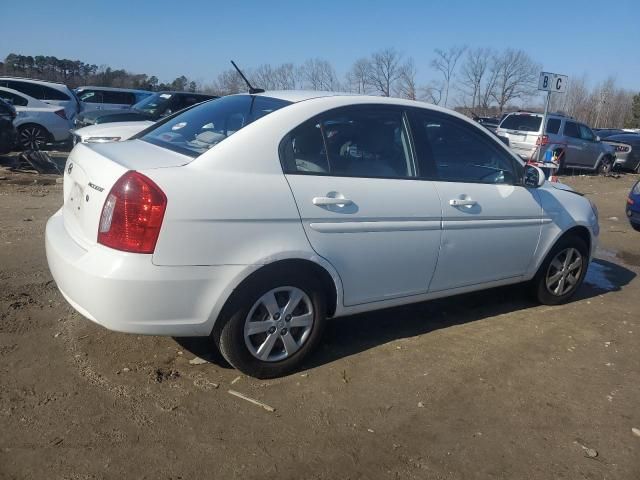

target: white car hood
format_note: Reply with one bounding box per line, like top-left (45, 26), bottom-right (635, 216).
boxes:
top-left (73, 120), bottom-right (154, 141)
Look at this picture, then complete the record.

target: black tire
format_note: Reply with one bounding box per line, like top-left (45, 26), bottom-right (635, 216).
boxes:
top-left (18, 124), bottom-right (51, 150)
top-left (213, 269), bottom-right (327, 378)
top-left (597, 156), bottom-right (613, 175)
top-left (631, 223), bottom-right (640, 232)
top-left (531, 235), bottom-right (589, 305)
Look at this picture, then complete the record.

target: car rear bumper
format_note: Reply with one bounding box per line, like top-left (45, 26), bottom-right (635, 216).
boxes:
top-left (45, 209), bottom-right (244, 336)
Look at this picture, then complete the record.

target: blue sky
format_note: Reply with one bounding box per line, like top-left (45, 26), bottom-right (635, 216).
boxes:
top-left (2, 0), bottom-right (639, 94)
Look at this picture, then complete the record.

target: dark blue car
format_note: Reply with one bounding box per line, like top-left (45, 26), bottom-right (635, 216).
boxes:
top-left (627, 180), bottom-right (640, 231)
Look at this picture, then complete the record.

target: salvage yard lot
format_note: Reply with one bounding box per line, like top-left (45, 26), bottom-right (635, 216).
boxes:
top-left (1, 164), bottom-right (639, 479)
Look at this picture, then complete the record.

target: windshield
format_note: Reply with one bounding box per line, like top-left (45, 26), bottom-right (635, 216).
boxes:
top-left (500, 114), bottom-right (542, 132)
top-left (133, 93), bottom-right (173, 114)
top-left (141, 95), bottom-right (291, 157)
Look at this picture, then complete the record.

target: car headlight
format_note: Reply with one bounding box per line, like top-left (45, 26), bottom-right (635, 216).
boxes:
top-left (633, 181), bottom-right (640, 195)
top-left (83, 136), bottom-right (122, 143)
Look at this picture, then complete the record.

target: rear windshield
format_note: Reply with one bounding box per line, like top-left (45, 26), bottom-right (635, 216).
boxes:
top-left (141, 95), bottom-right (291, 157)
top-left (500, 114), bottom-right (542, 132)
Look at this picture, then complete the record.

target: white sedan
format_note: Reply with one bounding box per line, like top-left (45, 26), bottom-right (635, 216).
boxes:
top-left (45, 91), bottom-right (599, 378)
top-left (0, 86), bottom-right (73, 149)
top-left (71, 120), bottom-right (154, 145)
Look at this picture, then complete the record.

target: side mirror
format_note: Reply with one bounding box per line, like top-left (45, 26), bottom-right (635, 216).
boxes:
top-left (523, 165), bottom-right (546, 188)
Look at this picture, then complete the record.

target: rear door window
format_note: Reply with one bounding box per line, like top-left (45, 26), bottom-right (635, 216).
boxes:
top-left (564, 121), bottom-right (581, 139)
top-left (281, 105), bottom-right (415, 179)
top-left (102, 90), bottom-right (136, 105)
top-left (500, 114), bottom-right (542, 132)
top-left (6, 81), bottom-right (43, 99)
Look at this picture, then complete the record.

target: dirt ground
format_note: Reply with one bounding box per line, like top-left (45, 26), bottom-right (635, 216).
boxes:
top-left (1, 157), bottom-right (639, 479)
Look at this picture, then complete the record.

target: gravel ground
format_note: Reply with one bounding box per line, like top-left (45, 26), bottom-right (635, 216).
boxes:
top-left (1, 158), bottom-right (639, 479)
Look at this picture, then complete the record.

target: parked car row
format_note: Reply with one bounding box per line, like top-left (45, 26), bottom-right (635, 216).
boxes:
top-left (0, 76), bottom-right (215, 151)
top-left (492, 111), bottom-right (640, 173)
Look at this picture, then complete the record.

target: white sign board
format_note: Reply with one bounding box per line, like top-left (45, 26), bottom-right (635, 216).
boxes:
top-left (538, 72), bottom-right (568, 93)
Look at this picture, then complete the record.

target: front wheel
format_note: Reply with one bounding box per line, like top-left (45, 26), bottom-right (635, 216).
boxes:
top-left (597, 156), bottom-right (613, 175)
top-left (213, 272), bottom-right (326, 378)
top-left (532, 235), bottom-right (589, 305)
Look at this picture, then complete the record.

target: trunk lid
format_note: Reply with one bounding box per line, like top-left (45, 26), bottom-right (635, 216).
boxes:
top-left (62, 140), bottom-right (191, 248)
top-left (497, 113), bottom-right (542, 159)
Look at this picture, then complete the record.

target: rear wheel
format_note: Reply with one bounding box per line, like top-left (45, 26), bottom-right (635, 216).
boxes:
top-left (213, 271), bottom-right (326, 378)
top-left (18, 124), bottom-right (51, 150)
top-left (532, 235), bottom-right (589, 305)
top-left (631, 223), bottom-right (640, 232)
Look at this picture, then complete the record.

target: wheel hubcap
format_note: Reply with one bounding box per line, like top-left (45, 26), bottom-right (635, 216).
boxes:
top-left (20, 127), bottom-right (47, 150)
top-left (545, 247), bottom-right (583, 296)
top-left (244, 286), bottom-right (314, 362)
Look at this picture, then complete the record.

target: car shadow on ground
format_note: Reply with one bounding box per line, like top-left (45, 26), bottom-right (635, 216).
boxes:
top-left (174, 258), bottom-right (636, 372)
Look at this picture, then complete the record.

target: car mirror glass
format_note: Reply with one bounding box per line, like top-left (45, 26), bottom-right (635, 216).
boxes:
top-left (523, 165), bottom-right (545, 188)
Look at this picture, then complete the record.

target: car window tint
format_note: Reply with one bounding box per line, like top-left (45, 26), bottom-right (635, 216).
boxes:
top-left (546, 118), bottom-right (561, 135)
top-left (0, 90), bottom-right (28, 107)
top-left (579, 124), bottom-right (595, 141)
top-left (500, 114), bottom-right (541, 132)
top-left (41, 85), bottom-right (69, 101)
top-left (6, 81), bottom-right (43, 99)
top-left (141, 94), bottom-right (290, 157)
top-left (78, 90), bottom-right (102, 103)
top-left (564, 121), bottom-right (581, 138)
top-left (281, 106), bottom-right (415, 179)
top-left (411, 110), bottom-right (518, 185)
top-left (102, 90), bottom-right (135, 105)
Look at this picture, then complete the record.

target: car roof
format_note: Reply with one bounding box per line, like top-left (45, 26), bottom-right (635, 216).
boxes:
top-left (253, 90), bottom-right (355, 103)
top-left (75, 86), bottom-right (151, 93)
top-left (155, 91), bottom-right (216, 96)
top-left (0, 76), bottom-right (71, 90)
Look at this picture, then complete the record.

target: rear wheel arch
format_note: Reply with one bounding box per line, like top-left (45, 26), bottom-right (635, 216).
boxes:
top-left (217, 259), bottom-right (339, 326)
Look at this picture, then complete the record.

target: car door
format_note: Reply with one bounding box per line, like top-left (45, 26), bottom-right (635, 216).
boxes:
top-left (563, 121), bottom-right (587, 167)
top-left (102, 90), bottom-right (135, 110)
top-left (578, 124), bottom-right (600, 168)
top-left (281, 105), bottom-right (442, 306)
top-left (408, 108), bottom-right (542, 292)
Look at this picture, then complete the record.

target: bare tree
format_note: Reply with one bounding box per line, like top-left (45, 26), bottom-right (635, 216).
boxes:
top-left (298, 58), bottom-right (339, 90)
top-left (251, 63), bottom-right (299, 90)
top-left (421, 81), bottom-right (444, 105)
top-left (368, 48), bottom-right (404, 97)
top-left (207, 68), bottom-right (246, 95)
top-left (431, 46), bottom-right (466, 107)
top-left (490, 49), bottom-right (539, 113)
top-left (458, 47), bottom-right (493, 111)
top-left (394, 58), bottom-right (418, 100)
top-left (345, 58), bottom-right (371, 94)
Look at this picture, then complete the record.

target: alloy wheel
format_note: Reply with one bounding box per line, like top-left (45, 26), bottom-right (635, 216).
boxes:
top-left (545, 247), bottom-right (583, 296)
top-left (244, 287), bottom-right (314, 362)
top-left (19, 126), bottom-right (48, 150)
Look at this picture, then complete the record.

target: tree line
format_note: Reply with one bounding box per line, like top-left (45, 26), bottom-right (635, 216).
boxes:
top-left (2, 51), bottom-right (638, 128)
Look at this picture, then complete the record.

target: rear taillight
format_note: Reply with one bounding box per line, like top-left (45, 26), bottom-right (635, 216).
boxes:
top-left (54, 109), bottom-right (67, 120)
top-left (536, 135), bottom-right (549, 146)
top-left (97, 171), bottom-right (167, 254)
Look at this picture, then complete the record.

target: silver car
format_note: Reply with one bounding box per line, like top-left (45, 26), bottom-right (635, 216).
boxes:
top-left (496, 112), bottom-right (615, 173)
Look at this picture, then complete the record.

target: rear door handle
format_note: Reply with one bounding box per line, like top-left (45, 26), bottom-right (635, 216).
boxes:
top-left (449, 199), bottom-right (477, 207)
top-left (313, 196), bottom-right (353, 206)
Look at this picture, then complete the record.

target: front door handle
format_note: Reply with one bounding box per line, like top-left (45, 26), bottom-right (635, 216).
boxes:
top-left (313, 196), bottom-right (353, 206)
top-left (449, 199), bottom-right (477, 207)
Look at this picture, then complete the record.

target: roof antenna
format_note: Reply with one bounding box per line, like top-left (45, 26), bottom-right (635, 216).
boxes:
top-left (231, 60), bottom-right (264, 94)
